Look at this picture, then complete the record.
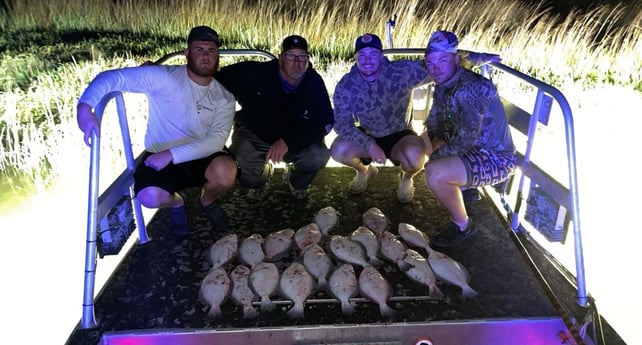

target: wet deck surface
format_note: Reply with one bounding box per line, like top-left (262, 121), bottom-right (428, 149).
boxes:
top-left (65, 167), bottom-right (619, 345)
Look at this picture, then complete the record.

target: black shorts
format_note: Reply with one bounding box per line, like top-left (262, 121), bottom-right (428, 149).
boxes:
top-left (360, 128), bottom-right (418, 166)
top-left (133, 149), bottom-right (234, 195)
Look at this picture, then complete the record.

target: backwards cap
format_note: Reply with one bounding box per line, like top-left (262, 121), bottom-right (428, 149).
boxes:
top-left (354, 33), bottom-right (383, 53)
top-left (187, 26), bottom-right (221, 46)
top-left (426, 30), bottom-right (459, 55)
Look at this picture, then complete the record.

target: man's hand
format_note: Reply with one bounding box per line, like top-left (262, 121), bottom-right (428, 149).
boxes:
top-left (266, 138), bottom-right (288, 163)
top-left (144, 150), bottom-right (173, 171)
top-left (420, 131), bottom-right (432, 155)
top-left (77, 102), bottom-right (100, 146)
top-left (431, 138), bottom-right (446, 151)
top-left (485, 53), bottom-right (501, 63)
top-left (367, 142), bottom-right (386, 164)
top-left (461, 50), bottom-right (502, 68)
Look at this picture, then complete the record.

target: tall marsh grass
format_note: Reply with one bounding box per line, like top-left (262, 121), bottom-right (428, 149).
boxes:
top-left (0, 0), bottom-right (641, 196)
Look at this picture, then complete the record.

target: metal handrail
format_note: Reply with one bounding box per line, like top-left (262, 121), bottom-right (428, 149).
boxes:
top-left (82, 91), bottom-right (150, 328)
top-left (154, 48), bottom-right (277, 65)
top-left (482, 62), bottom-right (586, 307)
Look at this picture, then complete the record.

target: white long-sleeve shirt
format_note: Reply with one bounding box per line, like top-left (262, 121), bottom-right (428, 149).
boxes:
top-left (78, 65), bottom-right (236, 164)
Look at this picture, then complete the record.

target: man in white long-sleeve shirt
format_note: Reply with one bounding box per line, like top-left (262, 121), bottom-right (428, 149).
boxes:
top-left (76, 26), bottom-right (237, 235)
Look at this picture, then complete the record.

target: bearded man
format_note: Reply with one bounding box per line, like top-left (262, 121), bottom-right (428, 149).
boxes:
top-left (76, 26), bottom-right (237, 235)
top-left (422, 30), bottom-right (517, 247)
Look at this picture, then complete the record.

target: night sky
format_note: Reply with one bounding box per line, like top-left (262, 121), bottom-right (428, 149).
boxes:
top-left (520, 0), bottom-right (623, 15)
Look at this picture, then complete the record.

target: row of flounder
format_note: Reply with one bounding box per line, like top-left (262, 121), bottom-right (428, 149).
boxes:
top-left (199, 206), bottom-right (477, 320)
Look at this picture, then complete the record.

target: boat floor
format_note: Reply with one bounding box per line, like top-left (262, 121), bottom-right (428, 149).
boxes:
top-left (65, 167), bottom-right (625, 345)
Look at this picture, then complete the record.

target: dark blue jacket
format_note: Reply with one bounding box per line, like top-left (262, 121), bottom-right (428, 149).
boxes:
top-left (215, 59), bottom-right (334, 152)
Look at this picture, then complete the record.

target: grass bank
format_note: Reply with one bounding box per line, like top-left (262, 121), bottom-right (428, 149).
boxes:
top-left (0, 0), bottom-right (641, 195)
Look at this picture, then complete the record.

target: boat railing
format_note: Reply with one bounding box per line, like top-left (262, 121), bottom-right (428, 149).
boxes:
top-left (80, 45), bottom-right (586, 333)
top-left (81, 91), bottom-right (150, 328)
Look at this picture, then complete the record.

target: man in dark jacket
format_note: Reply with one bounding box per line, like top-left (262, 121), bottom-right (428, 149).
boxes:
top-left (215, 35), bottom-right (334, 200)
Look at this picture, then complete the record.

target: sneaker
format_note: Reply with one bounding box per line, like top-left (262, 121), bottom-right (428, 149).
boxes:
top-left (430, 220), bottom-right (478, 247)
top-left (462, 188), bottom-right (481, 202)
top-left (247, 185), bottom-right (269, 201)
top-left (348, 165), bottom-right (378, 194)
top-left (201, 200), bottom-right (231, 233)
top-left (282, 163), bottom-right (293, 182)
top-left (288, 182), bottom-right (308, 200)
top-left (492, 180), bottom-right (508, 194)
top-left (397, 176), bottom-right (415, 203)
top-left (169, 192), bottom-right (189, 236)
top-left (263, 162), bottom-right (274, 180)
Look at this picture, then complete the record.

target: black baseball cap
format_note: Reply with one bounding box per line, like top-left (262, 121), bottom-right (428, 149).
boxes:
top-left (187, 26), bottom-right (221, 46)
top-left (354, 33), bottom-right (383, 53)
top-left (281, 35), bottom-right (308, 52)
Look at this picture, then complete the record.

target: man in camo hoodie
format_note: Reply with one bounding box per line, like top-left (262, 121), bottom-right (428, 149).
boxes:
top-left (422, 30), bottom-right (517, 247)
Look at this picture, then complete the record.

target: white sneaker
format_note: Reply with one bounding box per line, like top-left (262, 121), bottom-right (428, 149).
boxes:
top-left (282, 163), bottom-right (292, 182)
top-left (264, 162), bottom-right (274, 179)
top-left (397, 176), bottom-right (415, 203)
top-left (348, 165), bottom-right (378, 194)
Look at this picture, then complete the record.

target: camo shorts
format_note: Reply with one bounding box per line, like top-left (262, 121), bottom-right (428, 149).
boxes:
top-left (460, 149), bottom-right (517, 188)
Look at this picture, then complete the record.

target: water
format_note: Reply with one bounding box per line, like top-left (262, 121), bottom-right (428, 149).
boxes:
top-left (0, 172), bottom-right (157, 344)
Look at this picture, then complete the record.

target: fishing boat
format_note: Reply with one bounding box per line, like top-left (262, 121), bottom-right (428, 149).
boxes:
top-left (64, 25), bottom-right (624, 345)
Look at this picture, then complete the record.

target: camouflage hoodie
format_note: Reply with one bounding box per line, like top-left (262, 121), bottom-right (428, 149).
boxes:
top-left (332, 51), bottom-right (488, 152)
top-left (426, 66), bottom-right (516, 159)
top-left (332, 58), bottom-right (427, 152)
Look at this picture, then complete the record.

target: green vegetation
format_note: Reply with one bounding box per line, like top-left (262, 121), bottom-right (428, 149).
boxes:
top-left (0, 0), bottom-right (641, 197)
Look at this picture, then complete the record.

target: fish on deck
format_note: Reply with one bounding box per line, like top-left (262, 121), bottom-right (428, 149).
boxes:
top-left (279, 262), bottom-right (316, 319)
top-left (263, 228), bottom-right (295, 262)
top-left (249, 261), bottom-right (280, 312)
top-left (328, 263), bottom-right (358, 316)
top-left (358, 265), bottom-right (395, 318)
top-left (230, 264), bottom-right (260, 319)
top-left (351, 226), bottom-right (384, 266)
top-left (314, 206), bottom-right (339, 236)
top-left (199, 266), bottom-right (231, 319)
top-left (208, 233), bottom-right (238, 269)
top-left (238, 233), bottom-right (265, 269)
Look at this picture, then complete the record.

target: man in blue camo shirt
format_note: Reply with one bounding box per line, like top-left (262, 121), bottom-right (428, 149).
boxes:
top-left (422, 30), bottom-right (517, 247)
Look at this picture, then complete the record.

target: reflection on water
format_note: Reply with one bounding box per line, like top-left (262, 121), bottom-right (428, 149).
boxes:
top-left (0, 172), bottom-right (140, 345)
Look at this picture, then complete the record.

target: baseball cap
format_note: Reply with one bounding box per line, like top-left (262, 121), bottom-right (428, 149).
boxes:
top-left (282, 35), bottom-right (308, 52)
top-left (426, 30), bottom-right (459, 55)
top-left (187, 26), bottom-right (221, 46)
top-left (354, 33), bottom-right (383, 53)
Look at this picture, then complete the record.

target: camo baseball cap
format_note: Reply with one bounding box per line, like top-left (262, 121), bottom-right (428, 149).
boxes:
top-left (426, 30), bottom-right (459, 55)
